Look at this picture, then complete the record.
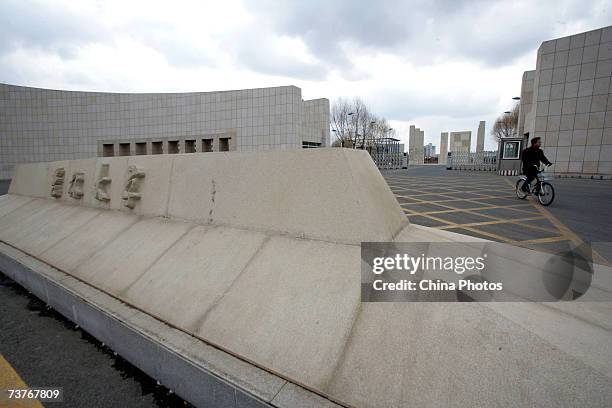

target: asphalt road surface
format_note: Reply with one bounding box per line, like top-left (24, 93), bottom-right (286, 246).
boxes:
top-left (0, 273), bottom-right (192, 408)
top-left (384, 166), bottom-right (612, 264)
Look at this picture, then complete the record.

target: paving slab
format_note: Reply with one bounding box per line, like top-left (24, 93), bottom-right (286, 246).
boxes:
top-left (8, 205), bottom-right (100, 256)
top-left (39, 210), bottom-right (139, 272)
top-left (124, 225), bottom-right (268, 331)
top-left (199, 236), bottom-right (361, 391)
top-left (0, 194), bottom-right (34, 218)
top-left (326, 302), bottom-right (612, 408)
top-left (74, 218), bottom-right (193, 294)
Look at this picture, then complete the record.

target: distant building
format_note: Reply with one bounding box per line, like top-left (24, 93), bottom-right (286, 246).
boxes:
top-left (424, 143), bottom-right (436, 158)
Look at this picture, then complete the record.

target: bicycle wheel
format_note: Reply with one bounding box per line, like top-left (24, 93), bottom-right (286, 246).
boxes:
top-left (538, 182), bottom-right (555, 206)
top-left (516, 179), bottom-right (528, 199)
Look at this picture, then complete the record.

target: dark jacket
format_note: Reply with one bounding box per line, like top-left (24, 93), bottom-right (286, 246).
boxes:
top-left (521, 146), bottom-right (551, 171)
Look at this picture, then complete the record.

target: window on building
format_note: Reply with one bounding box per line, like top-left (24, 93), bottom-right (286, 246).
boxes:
top-left (202, 139), bottom-right (213, 152)
top-left (103, 144), bottom-right (115, 157)
top-left (135, 142), bottom-right (147, 155)
top-left (185, 140), bottom-right (196, 153)
top-left (302, 141), bottom-right (322, 148)
top-left (168, 140), bottom-right (179, 154)
top-left (151, 141), bottom-right (163, 154)
top-left (219, 137), bottom-right (230, 152)
top-left (502, 141), bottom-right (521, 159)
top-left (119, 143), bottom-right (131, 156)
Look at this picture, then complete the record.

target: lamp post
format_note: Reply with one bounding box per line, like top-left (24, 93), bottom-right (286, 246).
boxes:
top-left (366, 120), bottom-right (376, 151)
top-left (331, 129), bottom-right (340, 147)
top-left (347, 112), bottom-right (355, 148)
top-left (382, 127), bottom-right (393, 165)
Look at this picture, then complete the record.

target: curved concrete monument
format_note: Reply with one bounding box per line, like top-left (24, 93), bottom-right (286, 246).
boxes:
top-left (1, 148), bottom-right (611, 407)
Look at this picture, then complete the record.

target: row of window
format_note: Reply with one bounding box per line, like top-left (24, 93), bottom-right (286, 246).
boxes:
top-left (102, 138), bottom-right (231, 157)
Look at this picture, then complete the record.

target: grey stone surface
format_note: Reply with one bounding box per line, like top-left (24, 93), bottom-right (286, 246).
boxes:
top-left (2, 150), bottom-right (612, 407)
top-left (439, 132), bottom-right (448, 164)
top-left (0, 83), bottom-right (330, 180)
top-left (521, 24), bottom-right (612, 175)
top-left (476, 120), bottom-right (486, 152)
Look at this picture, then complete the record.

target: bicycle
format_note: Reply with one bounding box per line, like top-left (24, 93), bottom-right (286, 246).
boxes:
top-left (516, 167), bottom-right (555, 206)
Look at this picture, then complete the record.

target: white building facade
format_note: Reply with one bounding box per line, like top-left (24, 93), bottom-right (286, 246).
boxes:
top-left (517, 25), bottom-right (612, 176)
top-left (0, 83), bottom-right (330, 180)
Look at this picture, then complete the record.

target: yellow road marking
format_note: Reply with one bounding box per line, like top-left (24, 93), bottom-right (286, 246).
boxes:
top-left (447, 226), bottom-right (516, 243)
top-left (388, 174), bottom-right (605, 258)
top-left (437, 216), bottom-right (544, 229)
top-left (516, 235), bottom-right (569, 244)
top-left (502, 178), bottom-right (610, 265)
top-left (415, 204), bottom-right (536, 215)
top-left (0, 354), bottom-right (44, 408)
top-left (400, 194), bottom-right (559, 234)
top-left (402, 209), bottom-right (460, 227)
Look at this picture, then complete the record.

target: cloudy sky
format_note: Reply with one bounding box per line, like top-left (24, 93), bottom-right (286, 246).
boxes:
top-left (1, 0), bottom-right (610, 150)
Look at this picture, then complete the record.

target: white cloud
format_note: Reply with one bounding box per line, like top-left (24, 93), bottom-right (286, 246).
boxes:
top-left (0, 0), bottom-right (610, 153)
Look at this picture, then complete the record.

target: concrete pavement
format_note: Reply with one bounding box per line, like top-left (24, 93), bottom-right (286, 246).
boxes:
top-left (384, 165), bottom-right (612, 264)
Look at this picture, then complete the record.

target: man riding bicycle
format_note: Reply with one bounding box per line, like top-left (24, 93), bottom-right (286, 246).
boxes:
top-left (521, 137), bottom-right (552, 192)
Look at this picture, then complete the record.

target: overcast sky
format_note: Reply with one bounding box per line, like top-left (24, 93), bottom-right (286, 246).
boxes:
top-left (1, 0), bottom-right (610, 150)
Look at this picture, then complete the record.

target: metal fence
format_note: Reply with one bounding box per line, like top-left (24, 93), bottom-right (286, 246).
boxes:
top-left (448, 151), bottom-right (498, 171)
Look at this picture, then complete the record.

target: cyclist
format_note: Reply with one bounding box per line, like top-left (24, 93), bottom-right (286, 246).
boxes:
top-left (521, 137), bottom-right (552, 193)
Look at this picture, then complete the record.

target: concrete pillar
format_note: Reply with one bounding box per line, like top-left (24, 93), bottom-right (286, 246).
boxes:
top-left (440, 132), bottom-right (448, 164)
top-left (409, 127), bottom-right (424, 165)
top-left (408, 125), bottom-right (415, 165)
top-left (417, 130), bottom-right (425, 164)
top-left (477, 121), bottom-right (485, 152)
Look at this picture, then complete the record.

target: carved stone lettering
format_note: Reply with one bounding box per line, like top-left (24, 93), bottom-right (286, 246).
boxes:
top-left (50, 168), bottom-right (65, 198)
top-left (122, 165), bottom-right (145, 209)
top-left (68, 172), bottom-right (85, 199)
top-left (95, 163), bottom-right (112, 202)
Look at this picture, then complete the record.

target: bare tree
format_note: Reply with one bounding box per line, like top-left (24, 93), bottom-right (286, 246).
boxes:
top-left (330, 97), bottom-right (391, 148)
top-left (491, 102), bottom-right (519, 142)
top-left (330, 97), bottom-right (353, 146)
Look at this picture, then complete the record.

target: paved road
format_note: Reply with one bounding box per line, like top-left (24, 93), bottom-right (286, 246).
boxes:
top-left (0, 273), bottom-right (191, 408)
top-left (383, 165), bottom-right (612, 263)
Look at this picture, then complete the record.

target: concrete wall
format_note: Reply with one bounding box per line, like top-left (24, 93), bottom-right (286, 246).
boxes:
top-left (408, 125), bottom-right (424, 165)
top-left (477, 120), bottom-right (486, 152)
top-left (517, 70), bottom-right (536, 138)
top-left (450, 131), bottom-right (472, 152)
top-left (301, 98), bottom-right (331, 147)
top-left (0, 83), bottom-right (330, 179)
top-left (521, 25), bottom-right (612, 175)
top-left (440, 132), bottom-right (449, 164)
top-left (2, 149), bottom-right (612, 407)
top-left (7, 149), bottom-right (405, 244)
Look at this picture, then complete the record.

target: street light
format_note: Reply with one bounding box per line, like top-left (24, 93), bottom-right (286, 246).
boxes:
top-left (332, 129), bottom-right (344, 148)
top-left (347, 112), bottom-right (355, 148)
